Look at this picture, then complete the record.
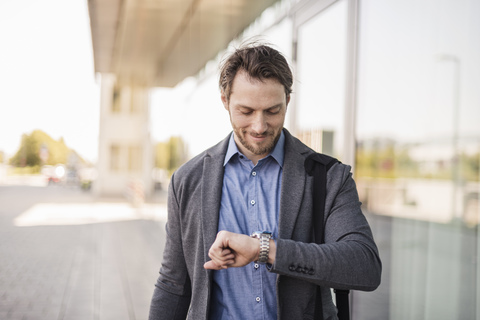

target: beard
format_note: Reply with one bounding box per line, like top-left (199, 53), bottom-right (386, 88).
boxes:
top-left (232, 125), bottom-right (281, 157)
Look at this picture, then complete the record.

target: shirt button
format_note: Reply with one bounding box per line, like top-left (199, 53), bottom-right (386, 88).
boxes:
top-left (252, 171), bottom-right (257, 176)
top-left (250, 200), bottom-right (255, 205)
top-left (254, 263), bottom-right (259, 269)
top-left (256, 297), bottom-right (261, 302)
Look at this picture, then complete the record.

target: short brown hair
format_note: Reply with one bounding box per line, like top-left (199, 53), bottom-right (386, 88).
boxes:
top-left (219, 43), bottom-right (293, 102)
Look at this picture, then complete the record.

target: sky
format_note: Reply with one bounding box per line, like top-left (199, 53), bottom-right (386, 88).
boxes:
top-left (0, 0), bottom-right (100, 162)
top-left (0, 0), bottom-right (227, 164)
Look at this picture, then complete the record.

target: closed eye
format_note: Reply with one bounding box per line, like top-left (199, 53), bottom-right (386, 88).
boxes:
top-left (267, 107), bottom-right (281, 114)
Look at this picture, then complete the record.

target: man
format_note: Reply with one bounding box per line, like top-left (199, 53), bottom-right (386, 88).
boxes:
top-left (149, 44), bottom-right (381, 320)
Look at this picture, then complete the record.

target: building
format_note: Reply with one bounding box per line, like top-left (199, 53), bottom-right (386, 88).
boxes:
top-left (88, 0), bottom-right (480, 318)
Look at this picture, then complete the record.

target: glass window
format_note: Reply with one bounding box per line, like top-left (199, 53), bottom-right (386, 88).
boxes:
top-left (354, 1), bottom-right (480, 319)
top-left (294, 0), bottom-right (348, 159)
top-left (112, 86), bottom-right (121, 113)
top-left (128, 145), bottom-right (142, 172)
top-left (110, 144), bottom-right (121, 171)
top-left (129, 87), bottom-right (144, 114)
top-left (130, 87), bottom-right (137, 113)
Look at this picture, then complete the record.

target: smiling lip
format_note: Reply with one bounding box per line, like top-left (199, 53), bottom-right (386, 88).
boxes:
top-left (249, 134), bottom-right (268, 142)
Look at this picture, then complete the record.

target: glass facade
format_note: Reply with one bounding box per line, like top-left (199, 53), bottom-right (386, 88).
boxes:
top-left (295, 0), bottom-right (348, 159)
top-left (353, 1), bottom-right (480, 319)
top-left (155, 0), bottom-right (480, 318)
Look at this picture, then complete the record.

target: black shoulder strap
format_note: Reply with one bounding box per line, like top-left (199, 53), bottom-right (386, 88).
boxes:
top-left (304, 153), bottom-right (350, 320)
top-left (305, 153), bottom-right (339, 174)
top-left (304, 153), bottom-right (338, 244)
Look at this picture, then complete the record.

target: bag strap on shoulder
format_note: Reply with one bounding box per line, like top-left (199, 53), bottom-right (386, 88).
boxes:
top-left (304, 153), bottom-right (339, 244)
top-left (304, 153), bottom-right (350, 320)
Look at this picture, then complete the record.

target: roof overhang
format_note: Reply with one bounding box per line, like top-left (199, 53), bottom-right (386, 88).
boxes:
top-left (88, 0), bottom-right (279, 87)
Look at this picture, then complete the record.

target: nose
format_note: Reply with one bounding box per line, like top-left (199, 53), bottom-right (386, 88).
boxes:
top-left (251, 112), bottom-right (268, 134)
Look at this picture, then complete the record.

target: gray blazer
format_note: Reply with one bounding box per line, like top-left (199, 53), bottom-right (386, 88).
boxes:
top-left (149, 129), bottom-right (381, 320)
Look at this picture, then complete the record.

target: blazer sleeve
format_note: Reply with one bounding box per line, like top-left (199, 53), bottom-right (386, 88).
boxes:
top-left (149, 173), bottom-right (191, 320)
top-left (271, 164), bottom-right (382, 291)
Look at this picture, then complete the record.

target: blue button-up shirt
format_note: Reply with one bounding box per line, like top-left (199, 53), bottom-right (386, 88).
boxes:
top-left (210, 132), bottom-right (284, 320)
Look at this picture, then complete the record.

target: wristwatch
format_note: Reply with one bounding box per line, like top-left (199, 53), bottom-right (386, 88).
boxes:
top-left (250, 231), bottom-right (272, 264)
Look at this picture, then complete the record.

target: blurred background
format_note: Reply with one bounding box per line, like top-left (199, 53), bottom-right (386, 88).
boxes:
top-left (0, 0), bottom-right (479, 319)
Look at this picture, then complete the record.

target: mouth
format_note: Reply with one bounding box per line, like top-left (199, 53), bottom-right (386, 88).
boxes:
top-left (249, 133), bottom-right (270, 142)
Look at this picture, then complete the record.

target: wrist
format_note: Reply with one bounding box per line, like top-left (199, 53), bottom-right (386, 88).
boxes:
top-left (268, 239), bottom-right (276, 265)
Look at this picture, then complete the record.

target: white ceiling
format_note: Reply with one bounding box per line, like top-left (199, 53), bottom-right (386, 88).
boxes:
top-left (88, 0), bottom-right (279, 87)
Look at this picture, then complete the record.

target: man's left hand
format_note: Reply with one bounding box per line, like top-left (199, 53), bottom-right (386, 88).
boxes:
top-left (203, 231), bottom-right (260, 270)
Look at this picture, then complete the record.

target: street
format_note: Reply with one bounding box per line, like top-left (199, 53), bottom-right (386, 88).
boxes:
top-left (0, 184), bottom-right (167, 320)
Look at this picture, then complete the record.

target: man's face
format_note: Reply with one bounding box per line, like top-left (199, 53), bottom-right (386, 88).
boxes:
top-left (222, 70), bottom-right (289, 164)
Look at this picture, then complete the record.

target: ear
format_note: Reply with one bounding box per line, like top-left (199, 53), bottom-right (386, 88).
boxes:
top-left (221, 91), bottom-right (229, 110)
top-left (286, 95), bottom-right (291, 108)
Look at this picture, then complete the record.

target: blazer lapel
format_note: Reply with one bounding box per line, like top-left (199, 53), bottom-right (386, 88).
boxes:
top-left (193, 136), bottom-right (228, 318)
top-left (279, 130), bottom-right (311, 240)
top-left (201, 136), bottom-right (229, 261)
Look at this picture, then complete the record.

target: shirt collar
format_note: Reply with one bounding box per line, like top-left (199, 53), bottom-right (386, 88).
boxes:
top-left (223, 130), bottom-right (285, 167)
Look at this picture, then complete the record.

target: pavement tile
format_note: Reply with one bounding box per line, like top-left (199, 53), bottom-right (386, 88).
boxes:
top-left (0, 185), bottom-right (167, 319)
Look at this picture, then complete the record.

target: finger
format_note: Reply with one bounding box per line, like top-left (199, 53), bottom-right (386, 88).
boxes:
top-left (207, 254), bottom-right (235, 268)
top-left (204, 259), bottom-right (234, 270)
top-left (221, 250), bottom-right (235, 260)
top-left (221, 248), bottom-right (233, 256)
top-left (209, 247), bottom-right (234, 260)
top-left (204, 260), bottom-right (222, 270)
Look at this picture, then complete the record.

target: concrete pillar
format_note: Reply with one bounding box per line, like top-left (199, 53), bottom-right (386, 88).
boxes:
top-left (95, 74), bottom-right (153, 200)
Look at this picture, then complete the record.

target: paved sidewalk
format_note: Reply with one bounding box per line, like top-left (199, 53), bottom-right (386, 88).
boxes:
top-left (0, 185), bottom-right (168, 320)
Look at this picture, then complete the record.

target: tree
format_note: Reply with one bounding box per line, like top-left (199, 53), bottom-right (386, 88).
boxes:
top-left (154, 136), bottom-right (187, 176)
top-left (355, 139), bottom-right (418, 179)
top-left (9, 130), bottom-right (82, 167)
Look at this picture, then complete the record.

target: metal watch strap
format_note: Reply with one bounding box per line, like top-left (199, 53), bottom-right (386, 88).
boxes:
top-left (251, 231), bottom-right (272, 264)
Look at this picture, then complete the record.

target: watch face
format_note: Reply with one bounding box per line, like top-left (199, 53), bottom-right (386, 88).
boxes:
top-left (251, 231), bottom-right (262, 239)
top-left (250, 231), bottom-right (273, 239)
